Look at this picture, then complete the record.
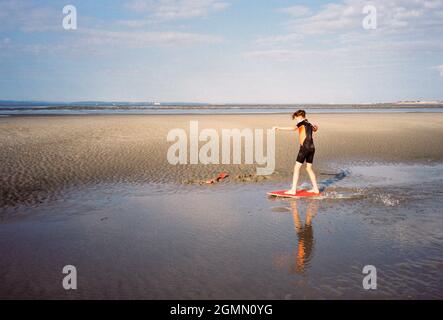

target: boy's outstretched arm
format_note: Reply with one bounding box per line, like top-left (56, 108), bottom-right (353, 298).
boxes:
top-left (273, 126), bottom-right (297, 131)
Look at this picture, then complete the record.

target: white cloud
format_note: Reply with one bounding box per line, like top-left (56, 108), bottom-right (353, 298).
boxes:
top-left (126, 0), bottom-right (229, 21)
top-left (0, 0), bottom-right (223, 56)
top-left (435, 65), bottom-right (443, 77)
top-left (77, 28), bottom-right (222, 47)
top-left (248, 0), bottom-right (443, 63)
top-left (0, 28), bottom-right (222, 56)
top-left (116, 20), bottom-right (150, 28)
top-left (424, 0), bottom-right (443, 9)
top-left (253, 33), bottom-right (303, 46)
top-left (244, 49), bottom-right (327, 62)
top-left (0, 0), bottom-right (59, 32)
top-left (276, 5), bottom-right (311, 17)
top-left (280, 0), bottom-right (443, 35)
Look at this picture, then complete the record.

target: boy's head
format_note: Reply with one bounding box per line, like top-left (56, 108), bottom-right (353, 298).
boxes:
top-left (292, 109), bottom-right (306, 121)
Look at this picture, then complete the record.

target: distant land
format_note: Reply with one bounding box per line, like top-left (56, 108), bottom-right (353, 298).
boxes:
top-left (0, 100), bottom-right (208, 107)
top-left (395, 100), bottom-right (443, 105)
top-left (0, 100), bottom-right (442, 109)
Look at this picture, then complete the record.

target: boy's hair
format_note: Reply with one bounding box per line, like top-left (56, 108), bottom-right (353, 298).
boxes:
top-left (292, 109), bottom-right (306, 120)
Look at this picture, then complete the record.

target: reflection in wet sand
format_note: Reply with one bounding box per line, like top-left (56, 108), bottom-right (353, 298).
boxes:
top-left (272, 200), bottom-right (319, 275)
top-left (291, 201), bottom-right (318, 274)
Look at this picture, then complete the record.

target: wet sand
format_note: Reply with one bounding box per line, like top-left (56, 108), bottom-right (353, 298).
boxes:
top-left (1, 114), bottom-right (443, 299)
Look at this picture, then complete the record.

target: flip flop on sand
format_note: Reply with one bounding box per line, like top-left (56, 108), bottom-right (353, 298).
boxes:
top-left (205, 172), bottom-right (229, 184)
top-left (216, 172), bottom-right (229, 182)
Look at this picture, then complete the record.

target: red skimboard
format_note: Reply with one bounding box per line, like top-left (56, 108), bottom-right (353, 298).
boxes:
top-left (267, 190), bottom-right (322, 198)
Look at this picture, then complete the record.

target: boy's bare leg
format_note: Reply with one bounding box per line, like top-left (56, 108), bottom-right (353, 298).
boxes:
top-left (285, 162), bottom-right (302, 195)
top-left (306, 163), bottom-right (320, 194)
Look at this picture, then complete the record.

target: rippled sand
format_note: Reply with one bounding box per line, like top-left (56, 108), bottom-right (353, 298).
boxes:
top-left (1, 114), bottom-right (443, 208)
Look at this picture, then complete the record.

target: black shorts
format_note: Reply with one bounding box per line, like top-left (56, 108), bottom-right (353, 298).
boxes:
top-left (296, 146), bottom-right (315, 164)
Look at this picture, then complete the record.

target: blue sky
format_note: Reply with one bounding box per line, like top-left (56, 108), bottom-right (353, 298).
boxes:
top-left (0, 0), bottom-right (442, 103)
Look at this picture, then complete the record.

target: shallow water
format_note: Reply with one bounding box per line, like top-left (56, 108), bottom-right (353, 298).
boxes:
top-left (0, 163), bottom-right (442, 299)
top-left (1, 106), bottom-right (443, 116)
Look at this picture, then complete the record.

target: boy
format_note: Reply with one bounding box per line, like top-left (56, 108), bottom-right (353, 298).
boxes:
top-left (273, 110), bottom-right (320, 195)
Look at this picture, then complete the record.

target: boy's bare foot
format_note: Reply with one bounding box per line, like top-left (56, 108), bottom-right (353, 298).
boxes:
top-left (308, 189), bottom-right (320, 194)
top-left (285, 189), bottom-right (297, 195)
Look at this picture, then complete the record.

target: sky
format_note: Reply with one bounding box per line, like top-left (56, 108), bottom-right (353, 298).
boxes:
top-left (0, 0), bottom-right (442, 103)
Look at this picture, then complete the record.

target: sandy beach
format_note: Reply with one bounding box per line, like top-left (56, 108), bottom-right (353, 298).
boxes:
top-left (1, 113), bottom-right (443, 299)
top-left (1, 113), bottom-right (443, 208)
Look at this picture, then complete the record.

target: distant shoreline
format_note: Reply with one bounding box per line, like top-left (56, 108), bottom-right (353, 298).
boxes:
top-left (1, 100), bottom-right (443, 109)
top-left (1, 105), bottom-right (443, 116)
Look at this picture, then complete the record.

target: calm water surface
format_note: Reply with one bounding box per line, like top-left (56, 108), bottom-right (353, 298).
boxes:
top-left (0, 163), bottom-right (442, 299)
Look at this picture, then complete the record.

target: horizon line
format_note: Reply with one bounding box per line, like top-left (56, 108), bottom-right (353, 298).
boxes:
top-left (1, 99), bottom-right (443, 106)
